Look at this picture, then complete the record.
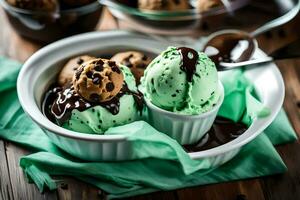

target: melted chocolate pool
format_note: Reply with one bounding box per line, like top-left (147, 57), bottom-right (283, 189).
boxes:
top-left (184, 117), bottom-right (247, 152)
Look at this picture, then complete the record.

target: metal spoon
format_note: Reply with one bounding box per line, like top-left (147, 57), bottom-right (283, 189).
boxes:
top-left (217, 38), bottom-right (300, 70)
top-left (202, 0), bottom-right (300, 70)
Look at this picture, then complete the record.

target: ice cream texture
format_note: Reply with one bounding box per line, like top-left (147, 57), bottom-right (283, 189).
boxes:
top-left (140, 46), bottom-right (221, 115)
top-left (49, 62), bottom-right (143, 134)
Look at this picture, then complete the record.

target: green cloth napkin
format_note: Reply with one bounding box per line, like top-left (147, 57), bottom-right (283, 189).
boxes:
top-left (0, 56), bottom-right (297, 199)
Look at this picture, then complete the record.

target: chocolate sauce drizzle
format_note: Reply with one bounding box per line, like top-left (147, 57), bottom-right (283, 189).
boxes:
top-left (44, 83), bottom-right (144, 125)
top-left (178, 47), bottom-right (199, 82)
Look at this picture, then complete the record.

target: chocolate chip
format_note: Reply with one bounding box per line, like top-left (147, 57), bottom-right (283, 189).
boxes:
top-left (90, 93), bottom-right (100, 102)
top-left (96, 59), bottom-right (104, 65)
top-left (86, 71), bottom-right (93, 79)
top-left (94, 64), bottom-right (104, 72)
top-left (106, 82), bottom-right (115, 92)
top-left (111, 65), bottom-right (121, 74)
top-left (73, 67), bottom-right (78, 71)
top-left (75, 67), bottom-right (83, 80)
top-left (92, 74), bottom-right (102, 84)
top-left (172, 94), bottom-right (176, 97)
top-left (93, 77), bottom-right (101, 84)
top-left (108, 60), bottom-right (116, 66)
top-left (77, 58), bottom-right (84, 65)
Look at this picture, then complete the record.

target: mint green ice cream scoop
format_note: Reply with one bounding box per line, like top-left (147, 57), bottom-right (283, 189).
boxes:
top-left (47, 64), bottom-right (143, 134)
top-left (140, 46), bottom-right (221, 115)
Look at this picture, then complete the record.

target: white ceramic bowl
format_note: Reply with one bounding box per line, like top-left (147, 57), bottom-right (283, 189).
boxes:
top-left (146, 82), bottom-right (224, 145)
top-left (17, 31), bottom-right (284, 165)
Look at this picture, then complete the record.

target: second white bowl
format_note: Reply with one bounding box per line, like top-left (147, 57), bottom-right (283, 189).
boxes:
top-left (145, 82), bottom-right (224, 145)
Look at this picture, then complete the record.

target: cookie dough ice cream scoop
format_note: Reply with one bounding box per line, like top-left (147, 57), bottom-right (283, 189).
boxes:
top-left (141, 46), bottom-right (221, 115)
top-left (111, 51), bottom-right (152, 84)
top-left (46, 58), bottom-right (144, 134)
top-left (57, 55), bottom-right (95, 87)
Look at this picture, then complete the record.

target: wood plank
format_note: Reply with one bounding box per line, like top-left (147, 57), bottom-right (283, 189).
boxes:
top-left (280, 62), bottom-right (300, 135)
top-left (56, 177), bottom-right (100, 200)
top-left (176, 180), bottom-right (265, 200)
top-left (126, 191), bottom-right (177, 200)
top-left (260, 142), bottom-right (300, 200)
top-left (0, 140), bottom-right (13, 200)
top-left (0, 9), bottom-right (40, 62)
top-left (5, 143), bottom-right (58, 200)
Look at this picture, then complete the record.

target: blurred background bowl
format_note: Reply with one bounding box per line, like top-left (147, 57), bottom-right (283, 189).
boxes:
top-left (0, 0), bottom-right (103, 43)
top-left (99, 0), bottom-right (250, 35)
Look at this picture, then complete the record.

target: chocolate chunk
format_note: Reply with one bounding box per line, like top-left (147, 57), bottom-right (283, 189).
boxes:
top-left (108, 60), bottom-right (116, 66)
top-left (86, 71), bottom-right (93, 79)
top-left (92, 73), bottom-right (102, 85)
top-left (94, 64), bottom-right (104, 72)
top-left (92, 77), bottom-right (101, 84)
top-left (75, 67), bottom-right (84, 80)
top-left (111, 65), bottom-right (121, 74)
top-left (96, 59), bottom-right (104, 65)
top-left (106, 82), bottom-right (115, 92)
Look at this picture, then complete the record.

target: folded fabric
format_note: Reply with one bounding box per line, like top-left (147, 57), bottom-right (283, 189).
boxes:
top-left (0, 56), bottom-right (297, 199)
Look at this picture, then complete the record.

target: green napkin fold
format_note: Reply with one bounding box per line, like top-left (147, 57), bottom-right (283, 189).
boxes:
top-left (0, 56), bottom-right (297, 199)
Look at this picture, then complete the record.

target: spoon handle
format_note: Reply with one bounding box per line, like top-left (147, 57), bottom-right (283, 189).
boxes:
top-left (219, 57), bottom-right (273, 70)
top-left (250, 0), bottom-right (300, 37)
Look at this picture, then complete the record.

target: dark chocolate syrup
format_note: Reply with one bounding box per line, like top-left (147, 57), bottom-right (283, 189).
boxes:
top-left (43, 83), bottom-right (144, 125)
top-left (203, 32), bottom-right (255, 68)
top-left (178, 47), bottom-right (199, 82)
top-left (49, 85), bottom-right (92, 125)
top-left (184, 117), bottom-right (247, 152)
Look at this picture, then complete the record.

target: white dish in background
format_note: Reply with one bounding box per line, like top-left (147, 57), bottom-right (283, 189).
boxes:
top-left (17, 31), bottom-right (284, 165)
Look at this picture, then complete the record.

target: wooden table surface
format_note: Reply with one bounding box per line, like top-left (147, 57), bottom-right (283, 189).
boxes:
top-left (1, 4), bottom-right (300, 200)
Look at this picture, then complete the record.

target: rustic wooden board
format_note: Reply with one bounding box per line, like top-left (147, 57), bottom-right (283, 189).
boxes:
top-left (5, 143), bottom-right (58, 200)
top-left (0, 3), bottom-right (300, 200)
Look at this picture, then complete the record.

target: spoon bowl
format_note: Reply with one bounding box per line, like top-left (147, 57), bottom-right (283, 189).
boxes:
top-left (202, 29), bottom-right (258, 69)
